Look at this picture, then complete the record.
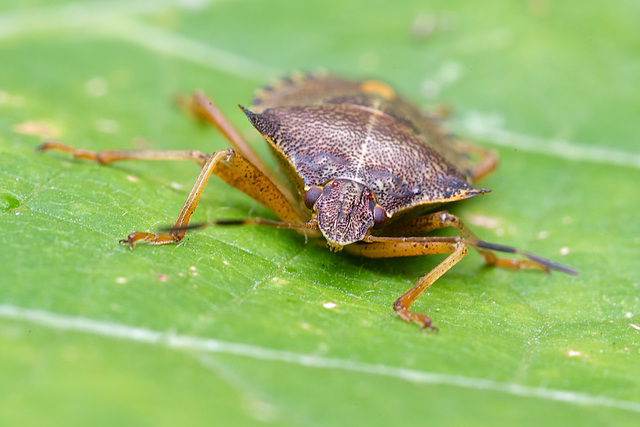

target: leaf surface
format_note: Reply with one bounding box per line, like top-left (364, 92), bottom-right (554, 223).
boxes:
top-left (1, 1), bottom-right (639, 426)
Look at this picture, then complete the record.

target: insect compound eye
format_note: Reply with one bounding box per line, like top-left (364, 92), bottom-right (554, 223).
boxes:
top-left (373, 205), bottom-right (387, 228)
top-left (304, 186), bottom-right (323, 210)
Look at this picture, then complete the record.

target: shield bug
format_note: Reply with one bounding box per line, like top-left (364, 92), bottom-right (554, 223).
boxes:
top-left (39, 73), bottom-right (577, 330)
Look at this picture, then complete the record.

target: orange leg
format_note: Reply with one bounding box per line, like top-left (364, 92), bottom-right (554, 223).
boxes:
top-left (448, 138), bottom-right (498, 182)
top-left (346, 236), bottom-right (468, 330)
top-left (380, 210), bottom-right (577, 274)
top-left (38, 93), bottom-right (308, 248)
top-left (120, 148), bottom-right (307, 248)
top-left (180, 92), bottom-right (296, 205)
top-left (40, 144), bottom-right (308, 248)
top-left (37, 141), bottom-right (210, 166)
top-left (468, 145), bottom-right (498, 182)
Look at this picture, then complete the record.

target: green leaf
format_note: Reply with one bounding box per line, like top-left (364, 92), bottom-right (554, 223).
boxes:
top-left (1, 0), bottom-right (639, 426)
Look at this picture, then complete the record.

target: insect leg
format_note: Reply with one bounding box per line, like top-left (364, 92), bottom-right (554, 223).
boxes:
top-left (121, 148), bottom-right (309, 248)
top-left (179, 92), bottom-right (266, 171)
top-left (346, 237), bottom-right (467, 330)
top-left (466, 143), bottom-right (498, 182)
top-left (38, 141), bottom-right (210, 167)
top-left (381, 211), bottom-right (577, 275)
top-left (447, 139), bottom-right (498, 182)
top-left (183, 92), bottom-right (296, 206)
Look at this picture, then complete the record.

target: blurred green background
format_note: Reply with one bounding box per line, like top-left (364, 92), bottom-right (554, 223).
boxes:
top-left (1, 0), bottom-right (639, 426)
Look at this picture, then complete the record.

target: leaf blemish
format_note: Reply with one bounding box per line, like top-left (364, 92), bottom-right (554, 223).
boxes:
top-left (95, 118), bottom-right (119, 134)
top-left (85, 77), bottom-right (108, 98)
top-left (13, 121), bottom-right (59, 138)
top-left (270, 277), bottom-right (289, 287)
top-left (466, 213), bottom-right (501, 229)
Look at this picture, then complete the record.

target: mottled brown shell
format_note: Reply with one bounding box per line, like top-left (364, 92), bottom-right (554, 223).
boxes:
top-left (242, 74), bottom-right (486, 219)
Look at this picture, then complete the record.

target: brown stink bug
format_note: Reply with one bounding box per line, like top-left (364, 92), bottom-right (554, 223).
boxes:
top-left (39, 73), bottom-right (577, 330)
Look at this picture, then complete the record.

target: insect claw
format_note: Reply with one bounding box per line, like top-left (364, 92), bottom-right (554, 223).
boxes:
top-left (119, 238), bottom-right (135, 250)
top-left (119, 232), bottom-right (156, 250)
top-left (421, 324), bottom-right (438, 333)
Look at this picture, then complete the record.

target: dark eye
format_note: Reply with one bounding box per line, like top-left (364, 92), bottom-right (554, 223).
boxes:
top-left (304, 186), bottom-right (323, 209)
top-left (373, 205), bottom-right (387, 228)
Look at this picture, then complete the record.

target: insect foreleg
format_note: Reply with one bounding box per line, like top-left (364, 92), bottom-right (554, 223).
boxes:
top-left (346, 237), bottom-right (468, 330)
top-left (119, 148), bottom-right (309, 248)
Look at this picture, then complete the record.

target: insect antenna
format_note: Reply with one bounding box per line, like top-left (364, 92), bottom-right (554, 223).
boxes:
top-left (159, 218), bottom-right (318, 232)
top-left (469, 239), bottom-right (579, 276)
